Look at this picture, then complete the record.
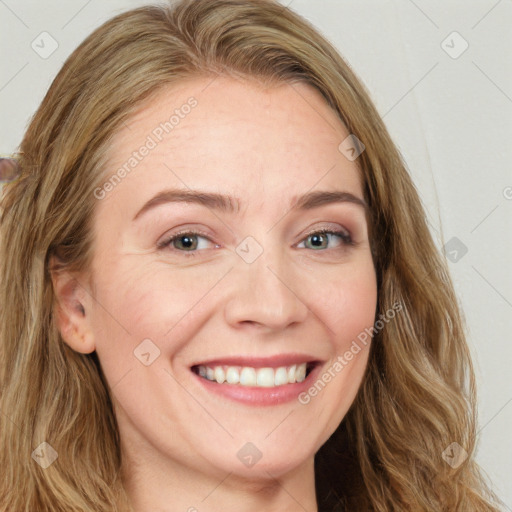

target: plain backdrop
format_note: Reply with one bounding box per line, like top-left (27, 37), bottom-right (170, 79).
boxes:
top-left (1, 0), bottom-right (511, 506)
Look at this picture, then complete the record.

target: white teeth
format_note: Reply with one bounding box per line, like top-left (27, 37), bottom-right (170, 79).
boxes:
top-left (226, 366), bottom-right (240, 384)
top-left (287, 364), bottom-right (297, 383)
top-left (295, 363), bottom-right (306, 383)
top-left (214, 367), bottom-right (225, 384)
top-left (256, 368), bottom-right (274, 387)
top-left (196, 363), bottom-right (310, 387)
top-left (274, 367), bottom-right (288, 386)
top-left (240, 367), bottom-right (257, 386)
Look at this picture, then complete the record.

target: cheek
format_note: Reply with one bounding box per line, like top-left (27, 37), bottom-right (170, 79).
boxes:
top-left (300, 269), bottom-right (376, 436)
top-left (311, 261), bottom-right (378, 343)
top-left (89, 260), bottom-right (221, 369)
top-left (302, 260), bottom-right (376, 408)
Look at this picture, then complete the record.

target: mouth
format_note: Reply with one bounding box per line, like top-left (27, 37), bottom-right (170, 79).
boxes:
top-left (191, 362), bottom-right (316, 387)
top-left (190, 355), bottom-right (322, 406)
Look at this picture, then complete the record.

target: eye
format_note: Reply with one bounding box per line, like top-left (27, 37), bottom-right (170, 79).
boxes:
top-left (157, 227), bottom-right (354, 256)
top-left (157, 230), bottom-right (217, 255)
top-left (297, 228), bottom-right (354, 250)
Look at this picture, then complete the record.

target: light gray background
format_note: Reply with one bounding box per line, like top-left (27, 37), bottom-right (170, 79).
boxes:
top-left (1, 0), bottom-right (511, 506)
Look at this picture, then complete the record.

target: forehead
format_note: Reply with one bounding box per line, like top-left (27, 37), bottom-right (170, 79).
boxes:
top-left (98, 75), bottom-right (364, 217)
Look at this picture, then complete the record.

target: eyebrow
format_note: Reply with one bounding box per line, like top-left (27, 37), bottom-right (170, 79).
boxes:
top-left (132, 188), bottom-right (367, 221)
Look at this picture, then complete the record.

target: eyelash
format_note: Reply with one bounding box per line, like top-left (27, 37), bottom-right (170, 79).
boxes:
top-left (157, 228), bottom-right (354, 256)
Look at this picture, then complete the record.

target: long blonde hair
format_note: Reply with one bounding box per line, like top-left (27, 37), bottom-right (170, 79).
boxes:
top-left (0, 1), bottom-right (502, 510)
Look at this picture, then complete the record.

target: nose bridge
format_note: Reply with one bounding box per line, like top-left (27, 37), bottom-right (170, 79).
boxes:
top-left (224, 239), bottom-right (309, 329)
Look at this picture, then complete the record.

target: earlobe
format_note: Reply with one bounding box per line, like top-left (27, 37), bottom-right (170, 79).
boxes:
top-left (50, 258), bottom-right (96, 354)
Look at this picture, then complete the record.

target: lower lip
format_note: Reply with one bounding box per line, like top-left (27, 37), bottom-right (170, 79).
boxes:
top-left (191, 365), bottom-right (322, 406)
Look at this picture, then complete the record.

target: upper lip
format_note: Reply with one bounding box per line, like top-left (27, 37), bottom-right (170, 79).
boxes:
top-left (191, 354), bottom-right (321, 369)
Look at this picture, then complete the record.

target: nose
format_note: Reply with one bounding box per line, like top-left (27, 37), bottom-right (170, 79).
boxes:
top-left (223, 246), bottom-right (309, 331)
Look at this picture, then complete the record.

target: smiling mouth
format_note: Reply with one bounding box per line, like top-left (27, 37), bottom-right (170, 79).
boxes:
top-left (191, 362), bottom-right (317, 388)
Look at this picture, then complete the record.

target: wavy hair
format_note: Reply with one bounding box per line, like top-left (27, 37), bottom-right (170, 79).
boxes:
top-left (0, 0), bottom-right (502, 510)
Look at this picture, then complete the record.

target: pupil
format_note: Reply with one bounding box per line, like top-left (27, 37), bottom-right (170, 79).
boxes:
top-left (180, 235), bottom-right (196, 249)
top-left (311, 234), bottom-right (325, 248)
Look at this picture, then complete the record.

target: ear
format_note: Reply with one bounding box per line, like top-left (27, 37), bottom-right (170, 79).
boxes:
top-left (50, 257), bottom-right (96, 354)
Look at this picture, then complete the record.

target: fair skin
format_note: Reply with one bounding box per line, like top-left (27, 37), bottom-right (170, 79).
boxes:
top-left (52, 75), bottom-right (377, 512)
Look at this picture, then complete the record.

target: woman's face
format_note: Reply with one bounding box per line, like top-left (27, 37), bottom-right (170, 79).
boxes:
top-left (85, 76), bottom-right (377, 481)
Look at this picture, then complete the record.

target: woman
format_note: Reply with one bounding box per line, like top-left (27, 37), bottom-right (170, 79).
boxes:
top-left (0, 0), bottom-right (503, 510)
